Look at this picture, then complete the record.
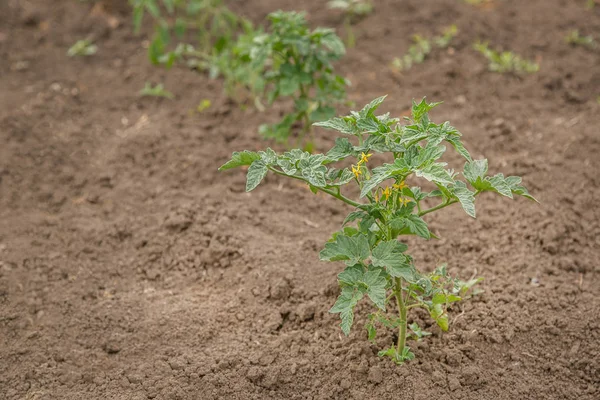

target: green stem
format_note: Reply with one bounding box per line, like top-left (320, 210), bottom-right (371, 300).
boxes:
top-left (417, 190), bottom-right (482, 217)
top-left (394, 278), bottom-right (407, 354)
top-left (418, 199), bottom-right (457, 217)
top-left (268, 167), bottom-right (363, 208)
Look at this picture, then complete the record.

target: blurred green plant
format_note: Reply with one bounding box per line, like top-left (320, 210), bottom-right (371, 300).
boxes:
top-left (391, 25), bottom-right (457, 72)
top-left (473, 41), bottom-right (539, 74)
top-left (566, 30), bottom-right (597, 49)
top-left (251, 11), bottom-right (349, 150)
top-left (129, 0), bottom-right (267, 105)
top-left (67, 39), bottom-right (97, 57)
top-left (139, 82), bottom-right (174, 98)
top-left (328, 0), bottom-right (374, 47)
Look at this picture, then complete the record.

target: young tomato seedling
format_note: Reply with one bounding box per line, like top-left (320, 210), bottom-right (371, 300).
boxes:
top-left (474, 41), bottom-right (539, 74)
top-left (250, 11), bottom-right (348, 151)
top-left (220, 96), bottom-right (535, 364)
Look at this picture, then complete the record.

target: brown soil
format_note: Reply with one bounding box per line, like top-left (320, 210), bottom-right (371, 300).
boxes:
top-left (1, 0), bottom-right (599, 399)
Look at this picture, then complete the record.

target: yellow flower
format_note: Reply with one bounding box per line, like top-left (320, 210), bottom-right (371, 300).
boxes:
top-left (383, 186), bottom-right (392, 200)
top-left (351, 165), bottom-right (362, 178)
top-left (399, 197), bottom-right (411, 206)
top-left (393, 181), bottom-right (407, 191)
top-left (358, 152), bottom-right (372, 165)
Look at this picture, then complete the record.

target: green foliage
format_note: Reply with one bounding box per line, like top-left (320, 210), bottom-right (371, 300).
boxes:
top-left (129, 0), bottom-right (262, 102)
top-left (252, 11), bottom-right (348, 148)
top-left (139, 82), bottom-right (174, 99)
top-left (473, 41), bottom-right (539, 74)
top-left (565, 30), bottom-right (597, 49)
top-left (221, 96), bottom-right (536, 364)
top-left (67, 39), bottom-right (97, 57)
top-left (328, 0), bottom-right (373, 17)
top-left (328, 0), bottom-right (374, 47)
top-left (391, 25), bottom-right (457, 72)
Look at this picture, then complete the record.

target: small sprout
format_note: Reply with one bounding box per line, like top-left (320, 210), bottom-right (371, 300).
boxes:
top-left (197, 99), bottom-right (212, 112)
top-left (139, 82), bottom-right (174, 99)
top-left (565, 30), bottom-right (597, 49)
top-left (391, 25), bottom-right (458, 72)
top-left (409, 322), bottom-right (431, 340)
top-left (67, 39), bottom-right (97, 57)
top-left (221, 96), bottom-right (535, 364)
top-left (473, 41), bottom-right (539, 74)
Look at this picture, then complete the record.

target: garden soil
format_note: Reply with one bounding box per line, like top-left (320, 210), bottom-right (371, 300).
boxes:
top-left (1, 0), bottom-right (599, 399)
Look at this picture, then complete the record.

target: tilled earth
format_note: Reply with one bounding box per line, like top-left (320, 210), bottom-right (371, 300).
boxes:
top-left (1, 0), bottom-right (599, 399)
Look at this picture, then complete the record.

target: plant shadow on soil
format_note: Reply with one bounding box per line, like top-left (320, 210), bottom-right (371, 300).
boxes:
top-left (0, 0), bottom-right (599, 399)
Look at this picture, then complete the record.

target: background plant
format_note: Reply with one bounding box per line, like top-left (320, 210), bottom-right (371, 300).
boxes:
top-left (474, 41), bottom-right (539, 74)
top-left (250, 11), bottom-right (348, 150)
top-left (67, 39), bottom-right (97, 57)
top-left (130, 0), bottom-right (249, 63)
top-left (139, 82), bottom-right (174, 99)
top-left (220, 96), bottom-right (535, 363)
top-left (565, 30), bottom-right (597, 49)
top-left (327, 0), bottom-right (374, 47)
top-left (391, 25), bottom-right (457, 72)
top-left (129, 0), bottom-right (264, 102)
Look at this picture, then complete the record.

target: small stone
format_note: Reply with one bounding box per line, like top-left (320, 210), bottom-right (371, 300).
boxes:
top-left (340, 378), bottom-right (351, 389)
top-left (168, 357), bottom-right (187, 371)
top-left (103, 340), bottom-right (121, 354)
top-left (259, 354), bottom-right (276, 366)
top-left (269, 279), bottom-right (291, 300)
top-left (448, 375), bottom-right (461, 391)
top-left (296, 303), bottom-right (315, 322)
top-left (246, 367), bottom-right (263, 382)
top-left (368, 366), bottom-right (383, 384)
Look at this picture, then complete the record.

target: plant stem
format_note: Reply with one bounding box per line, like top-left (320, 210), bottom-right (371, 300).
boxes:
top-left (417, 190), bottom-right (482, 217)
top-left (418, 199), bottom-right (457, 217)
top-left (394, 277), bottom-right (407, 354)
top-left (267, 167), bottom-right (363, 208)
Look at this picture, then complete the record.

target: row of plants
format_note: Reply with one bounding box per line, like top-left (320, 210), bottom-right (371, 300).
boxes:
top-left (121, 0), bottom-right (556, 149)
top-left (67, 1), bottom-right (598, 142)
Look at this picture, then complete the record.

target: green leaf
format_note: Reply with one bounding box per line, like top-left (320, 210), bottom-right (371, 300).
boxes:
top-left (366, 319), bottom-right (377, 342)
top-left (356, 115), bottom-right (381, 133)
top-left (506, 176), bottom-right (538, 202)
top-left (343, 211), bottom-right (367, 226)
top-left (404, 215), bottom-right (431, 239)
top-left (415, 163), bottom-right (454, 185)
top-left (453, 183), bottom-right (476, 218)
top-left (363, 269), bottom-right (388, 310)
top-left (359, 95), bottom-right (387, 117)
top-left (371, 240), bottom-right (409, 267)
top-left (330, 287), bottom-right (363, 335)
top-left (313, 117), bottom-right (358, 135)
top-left (246, 161), bottom-right (268, 192)
top-left (320, 234), bottom-right (370, 265)
top-left (219, 151), bottom-right (261, 170)
top-left (487, 174), bottom-right (513, 198)
top-left (299, 154), bottom-right (328, 187)
top-left (372, 241), bottom-right (414, 280)
top-left (326, 138), bottom-right (355, 162)
top-left (446, 136), bottom-right (472, 161)
top-left (412, 98), bottom-right (442, 123)
top-left (463, 159), bottom-right (488, 186)
top-left (338, 264), bottom-right (364, 286)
